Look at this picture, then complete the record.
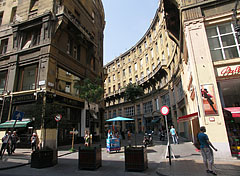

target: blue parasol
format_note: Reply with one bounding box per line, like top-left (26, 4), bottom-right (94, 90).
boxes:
top-left (106, 116), bottom-right (134, 122)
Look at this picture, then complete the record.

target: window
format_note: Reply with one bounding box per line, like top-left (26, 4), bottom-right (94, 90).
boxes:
top-left (143, 101), bottom-right (153, 114)
top-left (118, 83), bottom-right (121, 90)
top-left (117, 72), bottom-right (120, 80)
top-left (136, 104), bottom-right (141, 115)
top-left (65, 82), bottom-right (71, 93)
top-left (135, 75), bottom-right (138, 82)
top-left (108, 77), bottom-right (111, 83)
top-left (0, 71), bottom-right (7, 94)
top-left (160, 35), bottom-right (163, 45)
top-left (108, 111), bottom-right (111, 119)
top-left (113, 74), bottom-right (115, 81)
top-left (145, 54), bottom-right (148, 63)
top-left (149, 35), bottom-right (152, 43)
top-left (157, 57), bottom-right (160, 64)
top-left (151, 48), bottom-right (154, 58)
top-left (129, 78), bottom-right (132, 84)
top-left (161, 93), bottom-right (170, 107)
top-left (155, 42), bottom-right (158, 53)
top-left (73, 45), bottom-right (77, 59)
top-left (10, 7), bottom-right (17, 22)
top-left (152, 64), bottom-right (155, 71)
top-left (18, 65), bottom-right (38, 91)
top-left (124, 106), bottom-right (135, 116)
top-left (155, 98), bottom-right (159, 111)
top-left (118, 109), bottom-right (122, 116)
top-left (206, 22), bottom-right (240, 61)
top-left (129, 66), bottom-right (132, 74)
top-left (0, 12), bottom-right (3, 25)
top-left (146, 68), bottom-right (150, 75)
top-left (29, 0), bottom-right (39, 12)
top-left (22, 26), bottom-right (41, 49)
top-left (108, 87), bottom-right (111, 94)
top-left (113, 85), bottom-right (116, 92)
top-left (123, 69), bottom-right (125, 77)
top-left (141, 72), bottom-right (144, 79)
top-left (139, 46), bottom-right (142, 54)
top-left (123, 80), bottom-right (126, 86)
top-left (144, 41), bottom-right (147, 48)
top-left (162, 52), bottom-right (165, 61)
top-left (128, 57), bottom-right (131, 62)
top-left (135, 63), bottom-right (137, 71)
top-left (0, 38), bottom-right (8, 54)
top-left (113, 65), bottom-right (115, 71)
top-left (140, 59), bottom-right (143, 68)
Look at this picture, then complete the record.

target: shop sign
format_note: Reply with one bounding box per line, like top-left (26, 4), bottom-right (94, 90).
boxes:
top-left (217, 65), bottom-right (240, 77)
top-left (12, 94), bottom-right (36, 104)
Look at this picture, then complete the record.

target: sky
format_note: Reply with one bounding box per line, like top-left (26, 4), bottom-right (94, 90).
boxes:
top-left (102, 0), bottom-right (160, 65)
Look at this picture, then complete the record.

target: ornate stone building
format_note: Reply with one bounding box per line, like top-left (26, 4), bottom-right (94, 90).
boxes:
top-left (0, 0), bottom-right (105, 148)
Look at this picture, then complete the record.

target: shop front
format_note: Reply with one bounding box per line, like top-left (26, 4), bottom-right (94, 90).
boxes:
top-left (216, 64), bottom-right (240, 157)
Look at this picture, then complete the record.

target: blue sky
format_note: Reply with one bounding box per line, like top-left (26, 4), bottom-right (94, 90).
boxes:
top-left (102, 0), bottom-right (160, 65)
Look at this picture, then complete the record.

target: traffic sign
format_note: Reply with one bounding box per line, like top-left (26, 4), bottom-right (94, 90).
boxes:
top-left (160, 106), bottom-right (169, 116)
top-left (12, 111), bottom-right (24, 121)
top-left (55, 114), bottom-right (62, 122)
top-left (70, 130), bottom-right (78, 135)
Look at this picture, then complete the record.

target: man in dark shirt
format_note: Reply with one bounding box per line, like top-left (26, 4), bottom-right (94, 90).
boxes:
top-left (198, 126), bottom-right (218, 175)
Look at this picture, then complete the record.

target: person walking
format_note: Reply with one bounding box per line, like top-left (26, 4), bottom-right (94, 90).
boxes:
top-left (31, 133), bottom-right (38, 152)
top-left (198, 126), bottom-right (218, 175)
top-left (84, 130), bottom-right (90, 147)
top-left (127, 130), bottom-right (131, 147)
top-left (11, 131), bottom-right (19, 154)
top-left (0, 131), bottom-right (11, 156)
top-left (170, 125), bottom-right (178, 144)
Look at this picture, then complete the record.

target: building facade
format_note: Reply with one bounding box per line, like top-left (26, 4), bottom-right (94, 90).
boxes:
top-left (104, 1), bottom-right (188, 139)
top-left (0, 0), bottom-right (105, 148)
top-left (169, 0), bottom-right (239, 158)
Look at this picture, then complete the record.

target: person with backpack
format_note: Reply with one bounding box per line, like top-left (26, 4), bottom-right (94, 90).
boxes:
top-left (198, 126), bottom-right (218, 175)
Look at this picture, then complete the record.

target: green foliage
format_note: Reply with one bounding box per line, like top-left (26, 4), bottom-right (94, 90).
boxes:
top-left (74, 78), bottom-right (104, 104)
top-left (124, 83), bottom-right (144, 103)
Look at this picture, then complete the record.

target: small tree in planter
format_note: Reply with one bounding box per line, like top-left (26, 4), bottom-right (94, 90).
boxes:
top-left (123, 83), bottom-right (147, 171)
top-left (74, 78), bottom-right (103, 170)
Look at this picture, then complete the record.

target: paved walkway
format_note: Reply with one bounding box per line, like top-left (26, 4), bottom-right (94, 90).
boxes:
top-left (0, 135), bottom-right (239, 176)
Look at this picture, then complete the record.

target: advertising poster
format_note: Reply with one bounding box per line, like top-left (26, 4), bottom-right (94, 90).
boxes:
top-left (200, 84), bottom-right (218, 116)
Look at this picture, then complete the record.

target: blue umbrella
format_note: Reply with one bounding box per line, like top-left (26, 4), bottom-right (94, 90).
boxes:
top-left (106, 116), bottom-right (134, 122)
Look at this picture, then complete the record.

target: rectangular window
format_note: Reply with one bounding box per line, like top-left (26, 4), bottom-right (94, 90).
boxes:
top-left (162, 52), bottom-right (165, 61)
top-left (135, 75), bottom-right (138, 82)
top-left (29, 0), bottom-right (39, 12)
top-left (0, 11), bottom-right (3, 25)
top-left (145, 54), bottom-right (148, 63)
top-left (10, 7), bottom-right (17, 23)
top-left (124, 106), bottom-right (135, 116)
top-left (129, 78), bottom-right (132, 84)
top-left (146, 68), bottom-right (150, 75)
top-left (167, 45), bottom-right (170, 57)
top-left (108, 87), bottom-right (111, 94)
top-left (113, 74), bottom-right (115, 81)
top-left (22, 26), bottom-right (41, 49)
top-left (155, 98), bottom-right (159, 111)
top-left (0, 38), bottom-right (8, 54)
top-left (108, 77), bottom-right (111, 83)
top-left (141, 72), bottom-right (144, 79)
top-left (137, 104), bottom-right (141, 115)
top-left (151, 48), bottom-right (154, 58)
top-left (156, 42), bottom-right (158, 53)
top-left (129, 66), bottom-right (131, 74)
top-left (113, 85), bottom-right (115, 92)
top-left (144, 41), bottom-right (147, 48)
top-left (0, 71), bottom-right (7, 94)
top-left (67, 38), bottom-right (73, 55)
top-left (123, 69), bottom-right (125, 77)
top-left (143, 101), bottom-right (153, 114)
top-left (140, 59), bottom-right (143, 68)
top-left (149, 35), bottom-right (152, 43)
top-left (135, 63), bottom-right (137, 71)
top-left (206, 22), bottom-right (240, 61)
top-left (118, 83), bottom-right (121, 90)
top-left (118, 109), bottom-right (122, 116)
top-left (139, 46), bottom-right (142, 54)
top-left (161, 93), bottom-right (170, 107)
top-left (152, 64), bottom-right (155, 71)
top-left (18, 65), bottom-right (38, 91)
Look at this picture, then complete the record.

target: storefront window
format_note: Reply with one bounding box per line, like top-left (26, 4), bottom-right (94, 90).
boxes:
top-left (206, 23), bottom-right (240, 61)
top-left (0, 71), bottom-right (7, 94)
top-left (17, 65), bottom-right (37, 91)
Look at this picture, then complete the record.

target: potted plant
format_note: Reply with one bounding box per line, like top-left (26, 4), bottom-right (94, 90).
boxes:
top-left (123, 83), bottom-right (148, 171)
top-left (78, 145), bottom-right (102, 170)
top-left (124, 146), bottom-right (148, 171)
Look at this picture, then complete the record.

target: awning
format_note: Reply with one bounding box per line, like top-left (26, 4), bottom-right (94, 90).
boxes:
top-left (151, 117), bottom-right (160, 123)
top-left (177, 112), bottom-right (198, 123)
top-left (0, 120), bottom-right (31, 129)
top-left (224, 107), bottom-right (240, 118)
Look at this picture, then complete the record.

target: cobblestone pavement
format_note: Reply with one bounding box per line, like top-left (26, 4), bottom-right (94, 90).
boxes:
top-left (0, 135), bottom-right (239, 176)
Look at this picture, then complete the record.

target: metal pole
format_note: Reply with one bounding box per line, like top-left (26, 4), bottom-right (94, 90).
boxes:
top-left (165, 115), bottom-right (171, 165)
top-left (56, 122), bottom-right (58, 150)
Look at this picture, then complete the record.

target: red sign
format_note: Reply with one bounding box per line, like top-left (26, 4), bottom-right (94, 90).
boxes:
top-left (160, 106), bottom-right (169, 116)
top-left (218, 65), bottom-right (240, 77)
top-left (55, 114), bottom-right (62, 122)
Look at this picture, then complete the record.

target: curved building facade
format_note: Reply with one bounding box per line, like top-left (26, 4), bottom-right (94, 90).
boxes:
top-left (103, 2), bottom-right (188, 138)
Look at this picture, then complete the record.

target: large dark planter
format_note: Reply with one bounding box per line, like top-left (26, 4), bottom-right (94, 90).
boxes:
top-left (78, 145), bottom-right (102, 170)
top-left (124, 146), bottom-right (148, 171)
top-left (31, 149), bottom-right (56, 169)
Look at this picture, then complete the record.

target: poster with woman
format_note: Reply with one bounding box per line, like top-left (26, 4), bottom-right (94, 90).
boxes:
top-left (200, 84), bottom-right (218, 115)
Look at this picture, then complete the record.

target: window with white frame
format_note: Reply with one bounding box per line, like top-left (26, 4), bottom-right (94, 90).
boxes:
top-left (151, 48), bottom-right (154, 58)
top-left (155, 98), bottom-right (159, 111)
top-left (135, 63), bottom-right (137, 71)
top-left (206, 22), bottom-right (240, 61)
top-left (143, 101), bottom-right (153, 114)
top-left (124, 106), bottom-right (135, 116)
top-left (161, 93), bottom-right (170, 107)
